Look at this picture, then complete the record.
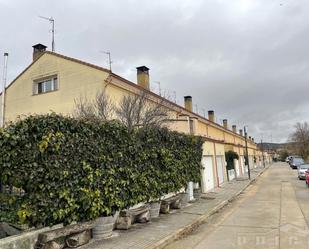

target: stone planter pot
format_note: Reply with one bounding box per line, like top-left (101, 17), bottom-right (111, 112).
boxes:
top-left (92, 216), bottom-right (115, 240)
top-left (178, 192), bottom-right (189, 207)
top-left (113, 211), bottom-right (120, 229)
top-left (193, 189), bottom-right (201, 200)
top-left (149, 201), bottom-right (161, 219)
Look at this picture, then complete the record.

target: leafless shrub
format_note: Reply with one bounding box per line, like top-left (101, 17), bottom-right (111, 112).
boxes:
top-left (74, 91), bottom-right (114, 121)
top-left (115, 90), bottom-right (171, 130)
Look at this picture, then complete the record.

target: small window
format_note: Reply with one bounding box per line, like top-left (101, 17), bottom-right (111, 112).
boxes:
top-left (37, 82), bottom-right (44, 94)
top-left (34, 76), bottom-right (58, 94)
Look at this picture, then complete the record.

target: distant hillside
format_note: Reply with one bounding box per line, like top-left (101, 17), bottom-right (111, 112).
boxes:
top-left (257, 142), bottom-right (292, 151)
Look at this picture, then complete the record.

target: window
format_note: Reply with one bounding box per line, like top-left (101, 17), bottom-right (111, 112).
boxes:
top-left (34, 76), bottom-right (58, 94)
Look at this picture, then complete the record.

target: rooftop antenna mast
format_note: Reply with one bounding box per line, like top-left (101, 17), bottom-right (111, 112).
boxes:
top-left (100, 51), bottom-right (112, 71)
top-left (195, 104), bottom-right (198, 113)
top-left (1, 53), bottom-right (8, 127)
top-left (39, 16), bottom-right (55, 52)
top-left (201, 108), bottom-right (206, 117)
top-left (154, 81), bottom-right (161, 96)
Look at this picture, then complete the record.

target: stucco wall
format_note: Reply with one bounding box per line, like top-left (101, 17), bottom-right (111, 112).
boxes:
top-left (5, 54), bottom-right (110, 122)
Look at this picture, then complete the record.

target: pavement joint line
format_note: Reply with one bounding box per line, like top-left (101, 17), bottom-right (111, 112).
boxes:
top-left (219, 224), bottom-right (278, 229)
top-left (147, 165), bottom-right (271, 249)
top-left (182, 212), bottom-right (205, 216)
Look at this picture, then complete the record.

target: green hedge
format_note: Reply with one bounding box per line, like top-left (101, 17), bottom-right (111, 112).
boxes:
top-left (0, 114), bottom-right (203, 227)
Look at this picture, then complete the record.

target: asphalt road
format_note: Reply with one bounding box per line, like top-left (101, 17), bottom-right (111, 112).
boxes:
top-left (165, 162), bottom-right (309, 249)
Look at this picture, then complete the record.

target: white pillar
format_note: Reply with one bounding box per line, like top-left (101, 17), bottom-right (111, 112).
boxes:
top-left (187, 181), bottom-right (195, 202)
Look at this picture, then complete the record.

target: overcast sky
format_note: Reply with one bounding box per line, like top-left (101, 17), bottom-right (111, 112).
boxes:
top-left (1, 0), bottom-right (309, 143)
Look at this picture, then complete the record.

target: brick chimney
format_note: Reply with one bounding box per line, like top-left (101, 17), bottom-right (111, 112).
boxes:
top-left (184, 96), bottom-right (193, 112)
top-left (32, 43), bottom-right (47, 61)
top-left (223, 119), bottom-right (228, 129)
top-left (208, 110), bottom-right (215, 122)
top-left (232, 125), bottom-right (237, 133)
top-left (136, 66), bottom-right (150, 90)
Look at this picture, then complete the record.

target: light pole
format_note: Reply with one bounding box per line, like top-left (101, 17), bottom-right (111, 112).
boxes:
top-left (1, 52), bottom-right (8, 128)
top-left (261, 139), bottom-right (265, 168)
top-left (244, 126), bottom-right (251, 180)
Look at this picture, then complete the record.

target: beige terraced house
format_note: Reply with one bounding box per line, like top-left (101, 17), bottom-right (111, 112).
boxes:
top-left (1, 44), bottom-right (272, 194)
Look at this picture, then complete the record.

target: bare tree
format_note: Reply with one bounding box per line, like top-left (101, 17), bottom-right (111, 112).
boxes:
top-left (74, 97), bottom-right (96, 120)
top-left (74, 91), bottom-right (114, 121)
top-left (290, 122), bottom-right (309, 160)
top-left (116, 90), bottom-right (171, 130)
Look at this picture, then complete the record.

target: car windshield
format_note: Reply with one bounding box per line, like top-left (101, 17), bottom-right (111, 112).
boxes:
top-left (300, 164), bottom-right (309, 169)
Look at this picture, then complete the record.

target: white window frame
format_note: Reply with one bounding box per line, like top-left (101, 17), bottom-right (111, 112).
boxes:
top-left (34, 76), bottom-right (58, 95)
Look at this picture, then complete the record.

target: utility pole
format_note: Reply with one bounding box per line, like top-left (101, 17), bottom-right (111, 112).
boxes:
top-left (261, 139), bottom-right (265, 168)
top-left (0, 52), bottom-right (8, 193)
top-left (244, 126), bottom-right (251, 180)
top-left (39, 16), bottom-right (55, 52)
top-left (1, 52), bottom-right (8, 128)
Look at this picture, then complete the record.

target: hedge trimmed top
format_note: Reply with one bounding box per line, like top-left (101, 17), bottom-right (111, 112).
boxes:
top-left (0, 114), bottom-right (203, 226)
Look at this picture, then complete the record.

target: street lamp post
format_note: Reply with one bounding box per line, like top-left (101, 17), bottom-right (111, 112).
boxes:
top-left (261, 139), bottom-right (265, 168)
top-left (244, 126), bottom-right (251, 180)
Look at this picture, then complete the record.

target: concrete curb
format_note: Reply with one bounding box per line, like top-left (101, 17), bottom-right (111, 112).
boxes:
top-left (147, 165), bottom-right (271, 249)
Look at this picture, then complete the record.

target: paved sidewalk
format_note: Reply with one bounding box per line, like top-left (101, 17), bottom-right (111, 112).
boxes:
top-left (80, 165), bottom-right (270, 249)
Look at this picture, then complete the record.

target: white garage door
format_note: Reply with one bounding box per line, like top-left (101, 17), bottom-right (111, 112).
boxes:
top-left (216, 156), bottom-right (224, 185)
top-left (249, 156), bottom-right (255, 168)
top-left (234, 159), bottom-right (240, 177)
top-left (240, 156), bottom-right (245, 175)
top-left (201, 156), bottom-right (215, 193)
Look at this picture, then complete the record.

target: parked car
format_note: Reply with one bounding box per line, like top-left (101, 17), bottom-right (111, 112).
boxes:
top-left (290, 157), bottom-right (304, 169)
top-left (305, 170), bottom-right (309, 186)
top-left (297, 164), bottom-right (309, 180)
top-left (285, 156), bottom-right (291, 163)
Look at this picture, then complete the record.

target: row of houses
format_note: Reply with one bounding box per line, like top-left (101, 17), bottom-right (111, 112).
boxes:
top-left (0, 44), bottom-right (272, 194)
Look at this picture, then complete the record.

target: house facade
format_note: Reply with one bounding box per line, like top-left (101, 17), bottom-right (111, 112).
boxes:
top-left (2, 44), bottom-right (272, 193)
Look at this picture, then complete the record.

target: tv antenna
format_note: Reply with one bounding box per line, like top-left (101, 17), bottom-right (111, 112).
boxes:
top-left (154, 81), bottom-right (161, 96)
top-left (195, 104), bottom-right (198, 113)
top-left (173, 91), bottom-right (177, 103)
top-left (39, 16), bottom-right (55, 52)
top-left (201, 108), bottom-right (206, 117)
top-left (100, 51), bottom-right (112, 72)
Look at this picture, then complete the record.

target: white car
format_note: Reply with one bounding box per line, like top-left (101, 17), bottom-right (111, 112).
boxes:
top-left (298, 164), bottom-right (309, 180)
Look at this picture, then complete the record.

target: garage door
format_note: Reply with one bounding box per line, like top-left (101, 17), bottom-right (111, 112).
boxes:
top-left (240, 156), bottom-right (245, 175)
top-left (201, 156), bottom-right (214, 193)
top-left (216, 156), bottom-right (224, 185)
top-left (234, 159), bottom-right (240, 177)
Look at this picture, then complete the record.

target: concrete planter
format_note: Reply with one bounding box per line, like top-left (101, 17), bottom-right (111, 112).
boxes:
top-left (178, 192), bottom-right (189, 207)
top-left (149, 201), bottom-right (161, 219)
top-left (193, 189), bottom-right (201, 200)
top-left (92, 216), bottom-right (115, 240)
top-left (228, 169), bottom-right (236, 181)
